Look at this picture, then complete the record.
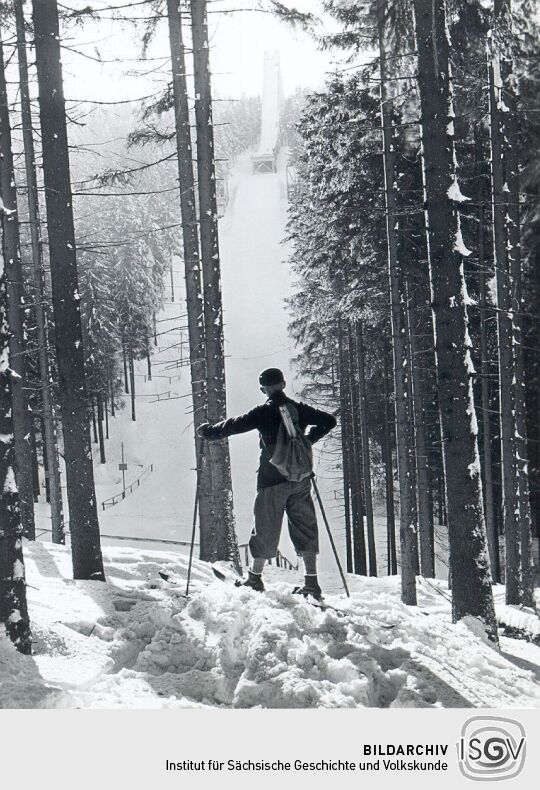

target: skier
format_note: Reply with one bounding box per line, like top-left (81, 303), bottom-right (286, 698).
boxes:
top-left (197, 367), bottom-right (336, 600)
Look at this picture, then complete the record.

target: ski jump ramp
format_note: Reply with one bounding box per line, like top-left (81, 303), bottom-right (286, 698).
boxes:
top-left (252, 51), bottom-right (284, 174)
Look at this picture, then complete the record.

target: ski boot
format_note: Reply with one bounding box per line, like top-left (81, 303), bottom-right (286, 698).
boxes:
top-left (235, 570), bottom-right (265, 592)
top-left (292, 577), bottom-right (323, 602)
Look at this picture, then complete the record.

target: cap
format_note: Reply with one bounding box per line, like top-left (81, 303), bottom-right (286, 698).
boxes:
top-left (259, 368), bottom-right (285, 387)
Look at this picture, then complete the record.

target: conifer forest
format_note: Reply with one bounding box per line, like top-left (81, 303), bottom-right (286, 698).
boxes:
top-left (0, 0), bottom-right (539, 711)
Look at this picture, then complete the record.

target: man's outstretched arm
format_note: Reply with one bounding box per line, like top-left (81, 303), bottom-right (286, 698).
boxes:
top-left (197, 406), bottom-right (263, 441)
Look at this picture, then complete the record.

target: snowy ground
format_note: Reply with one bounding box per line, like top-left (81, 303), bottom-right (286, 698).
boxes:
top-left (2, 540), bottom-right (539, 709)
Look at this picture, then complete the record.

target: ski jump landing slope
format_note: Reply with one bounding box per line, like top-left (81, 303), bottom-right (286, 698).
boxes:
top-left (220, 150), bottom-right (298, 544)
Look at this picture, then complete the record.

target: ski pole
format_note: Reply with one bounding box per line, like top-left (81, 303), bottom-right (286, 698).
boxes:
top-left (311, 474), bottom-right (350, 598)
top-left (186, 437), bottom-right (205, 597)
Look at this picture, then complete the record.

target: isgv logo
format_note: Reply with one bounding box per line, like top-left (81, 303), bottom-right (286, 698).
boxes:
top-left (457, 716), bottom-right (526, 781)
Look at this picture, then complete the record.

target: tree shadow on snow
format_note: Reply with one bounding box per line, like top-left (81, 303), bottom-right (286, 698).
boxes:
top-left (26, 543), bottom-right (65, 579)
top-left (0, 639), bottom-right (72, 710)
top-left (355, 643), bottom-right (474, 708)
top-left (499, 648), bottom-right (540, 683)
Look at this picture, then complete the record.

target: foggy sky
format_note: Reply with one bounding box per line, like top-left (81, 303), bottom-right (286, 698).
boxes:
top-left (60, 0), bottom-right (343, 103)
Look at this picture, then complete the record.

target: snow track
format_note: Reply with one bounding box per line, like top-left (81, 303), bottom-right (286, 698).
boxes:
top-left (2, 541), bottom-right (539, 709)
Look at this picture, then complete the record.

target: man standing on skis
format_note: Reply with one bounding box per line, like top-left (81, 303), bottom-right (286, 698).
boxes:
top-left (197, 368), bottom-right (336, 600)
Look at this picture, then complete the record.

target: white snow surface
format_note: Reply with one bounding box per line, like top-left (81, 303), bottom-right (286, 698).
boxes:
top-left (1, 541), bottom-right (539, 709)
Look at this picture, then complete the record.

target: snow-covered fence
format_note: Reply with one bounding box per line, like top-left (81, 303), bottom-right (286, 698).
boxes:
top-left (101, 464), bottom-right (154, 510)
top-left (148, 391), bottom-right (191, 404)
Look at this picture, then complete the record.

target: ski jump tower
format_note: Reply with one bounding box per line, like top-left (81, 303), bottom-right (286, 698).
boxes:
top-left (252, 51), bottom-right (284, 174)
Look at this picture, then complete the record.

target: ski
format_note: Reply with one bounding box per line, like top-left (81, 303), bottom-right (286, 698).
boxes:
top-left (157, 564), bottom-right (242, 587)
top-left (211, 563), bottom-right (243, 585)
top-left (158, 570), bottom-right (179, 584)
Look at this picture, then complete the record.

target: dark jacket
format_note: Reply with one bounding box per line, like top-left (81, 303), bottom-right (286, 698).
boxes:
top-left (201, 391), bottom-right (336, 489)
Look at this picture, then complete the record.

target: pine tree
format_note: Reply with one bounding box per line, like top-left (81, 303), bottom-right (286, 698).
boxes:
top-left (13, 0), bottom-right (64, 543)
top-left (32, 0), bottom-right (105, 581)
top-left (355, 321), bottom-right (377, 576)
top-left (0, 30), bottom-right (35, 541)
top-left (476, 132), bottom-right (499, 581)
top-left (412, 0), bottom-right (496, 637)
top-left (190, 0), bottom-right (241, 568)
top-left (165, 0), bottom-right (219, 562)
top-left (488, 0), bottom-right (535, 606)
top-left (0, 233), bottom-right (32, 655)
top-left (376, 3), bottom-right (419, 602)
top-left (382, 341), bottom-right (397, 574)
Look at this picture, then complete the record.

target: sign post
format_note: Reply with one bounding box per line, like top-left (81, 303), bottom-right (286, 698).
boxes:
top-left (119, 442), bottom-right (127, 498)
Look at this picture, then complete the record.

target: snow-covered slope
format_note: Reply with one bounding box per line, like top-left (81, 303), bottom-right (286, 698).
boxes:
top-left (2, 541), bottom-right (539, 709)
top-left (34, 293), bottom-right (200, 547)
top-left (220, 150), bottom-right (301, 546)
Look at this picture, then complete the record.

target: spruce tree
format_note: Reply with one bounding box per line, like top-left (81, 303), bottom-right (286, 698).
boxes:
top-left (32, 0), bottom-right (105, 581)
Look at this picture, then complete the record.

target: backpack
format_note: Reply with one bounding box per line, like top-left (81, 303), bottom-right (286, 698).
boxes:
top-left (269, 403), bottom-right (313, 482)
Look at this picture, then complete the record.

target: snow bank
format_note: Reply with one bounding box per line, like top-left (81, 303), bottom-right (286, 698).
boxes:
top-left (1, 542), bottom-right (539, 709)
top-left (496, 604), bottom-right (540, 643)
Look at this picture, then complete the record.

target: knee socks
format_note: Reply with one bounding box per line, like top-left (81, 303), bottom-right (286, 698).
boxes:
top-left (250, 557), bottom-right (266, 575)
top-left (302, 551), bottom-right (318, 577)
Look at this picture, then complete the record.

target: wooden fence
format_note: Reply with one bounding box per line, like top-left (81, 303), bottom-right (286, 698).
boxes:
top-left (101, 463), bottom-right (154, 510)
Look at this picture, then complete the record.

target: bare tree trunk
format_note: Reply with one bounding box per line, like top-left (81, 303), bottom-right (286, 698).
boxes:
top-left (1, 240), bottom-right (32, 653)
top-left (33, 0), bottom-right (104, 581)
top-left (41, 416), bottom-right (50, 503)
top-left (488, 22), bottom-right (520, 604)
top-left (30, 414), bottom-right (40, 501)
top-left (377, 5), bottom-right (418, 604)
top-left (122, 336), bottom-right (129, 394)
top-left (0, 32), bottom-right (35, 540)
top-left (97, 391), bottom-right (106, 464)
top-left (355, 321), bottom-right (377, 576)
top-left (346, 322), bottom-right (367, 574)
top-left (109, 376), bottom-right (116, 417)
top-left (413, 0), bottom-right (496, 637)
top-left (501, 27), bottom-right (534, 605)
top-left (341, 417), bottom-right (353, 575)
top-left (383, 342), bottom-right (397, 574)
top-left (14, 0), bottom-right (64, 544)
top-left (146, 337), bottom-right (152, 381)
top-left (190, 0), bottom-right (240, 569)
top-left (337, 321), bottom-right (357, 574)
top-left (104, 392), bottom-right (109, 440)
top-left (91, 396), bottom-right (98, 444)
top-left (406, 276), bottom-right (434, 577)
top-left (128, 345), bottom-right (136, 422)
top-left (478, 196), bottom-right (499, 581)
top-left (166, 0), bottom-right (219, 562)
top-left (531, 248), bottom-right (540, 547)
